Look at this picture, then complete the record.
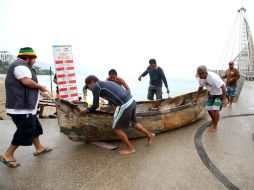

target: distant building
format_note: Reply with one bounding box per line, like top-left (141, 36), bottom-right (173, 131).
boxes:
top-left (0, 51), bottom-right (15, 63)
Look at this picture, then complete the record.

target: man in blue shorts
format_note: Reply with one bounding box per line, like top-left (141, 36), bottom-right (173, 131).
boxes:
top-left (222, 61), bottom-right (240, 107)
top-left (193, 65), bottom-right (227, 132)
top-left (79, 75), bottom-right (155, 155)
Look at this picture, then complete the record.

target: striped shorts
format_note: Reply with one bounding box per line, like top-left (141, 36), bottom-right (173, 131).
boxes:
top-left (206, 94), bottom-right (223, 111)
top-left (112, 98), bottom-right (137, 129)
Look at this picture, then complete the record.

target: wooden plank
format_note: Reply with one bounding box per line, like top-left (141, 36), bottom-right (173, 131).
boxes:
top-left (90, 142), bottom-right (119, 150)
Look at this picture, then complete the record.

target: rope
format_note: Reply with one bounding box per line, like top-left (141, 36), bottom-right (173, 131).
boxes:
top-left (217, 14), bottom-right (238, 71)
top-left (230, 16), bottom-right (239, 60)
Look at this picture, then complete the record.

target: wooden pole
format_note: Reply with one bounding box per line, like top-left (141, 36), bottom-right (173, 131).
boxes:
top-left (49, 66), bottom-right (53, 96)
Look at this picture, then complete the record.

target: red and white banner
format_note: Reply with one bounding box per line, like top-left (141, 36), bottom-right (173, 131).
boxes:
top-left (53, 45), bottom-right (78, 102)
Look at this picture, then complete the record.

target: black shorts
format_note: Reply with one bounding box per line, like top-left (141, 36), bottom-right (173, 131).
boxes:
top-left (8, 114), bottom-right (43, 146)
top-left (112, 99), bottom-right (137, 129)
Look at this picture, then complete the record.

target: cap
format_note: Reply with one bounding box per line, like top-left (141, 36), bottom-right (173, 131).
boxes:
top-left (18, 47), bottom-right (37, 58)
top-left (229, 61), bottom-right (234, 65)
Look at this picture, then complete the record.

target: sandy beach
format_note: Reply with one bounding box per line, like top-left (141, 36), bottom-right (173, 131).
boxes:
top-left (0, 75), bottom-right (56, 120)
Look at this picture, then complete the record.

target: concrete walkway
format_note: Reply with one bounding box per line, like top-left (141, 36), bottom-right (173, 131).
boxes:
top-left (0, 82), bottom-right (254, 190)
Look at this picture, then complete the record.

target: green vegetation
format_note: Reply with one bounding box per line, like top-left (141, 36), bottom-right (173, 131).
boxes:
top-left (34, 66), bottom-right (54, 75)
top-left (0, 60), bottom-right (10, 74)
top-left (0, 60), bottom-right (53, 75)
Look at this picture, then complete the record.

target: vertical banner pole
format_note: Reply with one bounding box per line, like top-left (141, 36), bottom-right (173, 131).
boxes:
top-left (52, 45), bottom-right (79, 102)
top-left (49, 66), bottom-right (53, 96)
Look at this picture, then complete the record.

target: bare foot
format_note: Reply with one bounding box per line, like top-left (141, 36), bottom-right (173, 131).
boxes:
top-left (208, 127), bottom-right (217, 132)
top-left (147, 133), bottom-right (155, 145)
top-left (118, 148), bottom-right (136, 155)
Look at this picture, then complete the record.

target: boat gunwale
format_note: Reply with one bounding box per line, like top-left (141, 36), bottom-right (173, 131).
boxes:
top-left (56, 90), bottom-right (207, 117)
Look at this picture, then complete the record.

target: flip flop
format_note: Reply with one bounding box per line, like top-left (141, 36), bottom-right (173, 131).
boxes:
top-left (33, 147), bottom-right (53, 156)
top-left (0, 156), bottom-right (20, 168)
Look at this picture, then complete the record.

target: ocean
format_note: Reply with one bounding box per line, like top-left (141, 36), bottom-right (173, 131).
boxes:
top-left (37, 74), bottom-right (199, 101)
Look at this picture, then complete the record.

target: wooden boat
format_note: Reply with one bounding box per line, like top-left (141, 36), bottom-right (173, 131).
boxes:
top-left (56, 90), bottom-right (207, 142)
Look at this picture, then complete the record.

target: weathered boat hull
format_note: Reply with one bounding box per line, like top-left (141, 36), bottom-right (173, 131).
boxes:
top-left (56, 90), bottom-right (207, 142)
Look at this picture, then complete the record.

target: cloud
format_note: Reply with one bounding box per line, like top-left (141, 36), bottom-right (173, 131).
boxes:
top-left (0, 0), bottom-right (253, 76)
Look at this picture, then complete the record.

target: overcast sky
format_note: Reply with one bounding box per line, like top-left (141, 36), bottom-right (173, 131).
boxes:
top-left (0, 0), bottom-right (253, 79)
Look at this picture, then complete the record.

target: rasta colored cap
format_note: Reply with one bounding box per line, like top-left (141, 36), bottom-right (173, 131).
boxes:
top-left (18, 47), bottom-right (37, 58)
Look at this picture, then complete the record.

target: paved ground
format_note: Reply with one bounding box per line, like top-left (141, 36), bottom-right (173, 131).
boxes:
top-left (0, 75), bottom-right (8, 119)
top-left (0, 82), bottom-right (254, 190)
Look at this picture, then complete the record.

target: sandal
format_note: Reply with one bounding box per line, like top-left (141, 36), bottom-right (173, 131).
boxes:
top-left (0, 156), bottom-right (20, 168)
top-left (33, 147), bottom-right (53, 156)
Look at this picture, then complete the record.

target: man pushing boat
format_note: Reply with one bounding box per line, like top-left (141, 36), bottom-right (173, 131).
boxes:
top-left (194, 65), bottom-right (227, 132)
top-left (79, 75), bottom-right (155, 155)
